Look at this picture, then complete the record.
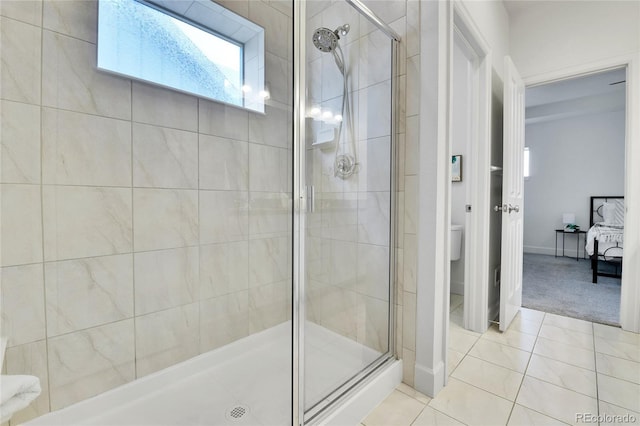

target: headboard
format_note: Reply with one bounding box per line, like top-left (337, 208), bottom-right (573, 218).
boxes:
top-left (590, 196), bottom-right (624, 227)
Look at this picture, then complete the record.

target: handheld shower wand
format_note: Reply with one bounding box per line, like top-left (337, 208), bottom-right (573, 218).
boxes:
top-left (311, 23), bottom-right (357, 179)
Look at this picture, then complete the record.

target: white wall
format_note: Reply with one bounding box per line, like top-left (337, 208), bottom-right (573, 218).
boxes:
top-left (509, 1), bottom-right (640, 80)
top-left (523, 109), bottom-right (625, 255)
top-left (461, 0), bottom-right (510, 79)
top-left (414, 0), bottom-right (449, 397)
top-left (413, 0), bottom-right (511, 396)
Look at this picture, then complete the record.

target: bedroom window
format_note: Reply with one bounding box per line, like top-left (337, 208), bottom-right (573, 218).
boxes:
top-left (97, 0), bottom-right (266, 113)
top-left (524, 146), bottom-right (530, 178)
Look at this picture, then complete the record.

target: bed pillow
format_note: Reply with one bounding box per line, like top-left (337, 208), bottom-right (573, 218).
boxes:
top-left (602, 201), bottom-right (624, 226)
top-left (612, 199), bottom-right (625, 225)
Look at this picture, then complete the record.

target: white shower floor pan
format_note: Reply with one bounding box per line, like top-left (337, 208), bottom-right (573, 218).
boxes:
top-left (27, 322), bottom-right (400, 426)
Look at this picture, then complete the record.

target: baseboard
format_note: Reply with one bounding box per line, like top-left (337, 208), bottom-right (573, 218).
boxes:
top-left (523, 245), bottom-right (584, 258)
top-left (413, 360), bottom-right (445, 398)
top-left (523, 245), bottom-right (555, 256)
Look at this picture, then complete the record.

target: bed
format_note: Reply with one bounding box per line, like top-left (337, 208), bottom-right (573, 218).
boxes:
top-left (586, 196), bottom-right (624, 283)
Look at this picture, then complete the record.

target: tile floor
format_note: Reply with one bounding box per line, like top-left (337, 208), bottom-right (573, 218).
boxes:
top-left (362, 295), bottom-right (640, 426)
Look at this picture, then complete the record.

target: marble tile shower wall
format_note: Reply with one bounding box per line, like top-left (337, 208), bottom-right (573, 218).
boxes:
top-left (304, 0), bottom-right (412, 360)
top-left (0, 0), bottom-right (292, 422)
top-left (400, 0), bottom-right (420, 387)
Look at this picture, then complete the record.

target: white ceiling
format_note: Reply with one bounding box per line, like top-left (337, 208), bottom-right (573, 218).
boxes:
top-left (525, 68), bottom-right (626, 108)
top-left (524, 68), bottom-right (626, 124)
top-left (502, 0), bottom-right (583, 20)
top-left (502, 0), bottom-right (541, 19)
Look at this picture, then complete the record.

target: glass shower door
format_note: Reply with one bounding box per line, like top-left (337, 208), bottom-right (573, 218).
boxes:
top-left (300, 0), bottom-right (398, 420)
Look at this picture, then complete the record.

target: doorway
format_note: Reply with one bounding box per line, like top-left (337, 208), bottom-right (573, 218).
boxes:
top-left (521, 68), bottom-right (626, 326)
top-left (449, 27), bottom-right (477, 328)
top-left (448, 4), bottom-right (492, 335)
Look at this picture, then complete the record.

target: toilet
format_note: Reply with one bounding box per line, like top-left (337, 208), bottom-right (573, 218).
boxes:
top-left (451, 224), bottom-right (463, 261)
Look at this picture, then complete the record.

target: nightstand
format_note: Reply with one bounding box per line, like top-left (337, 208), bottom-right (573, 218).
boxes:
top-left (555, 229), bottom-right (587, 261)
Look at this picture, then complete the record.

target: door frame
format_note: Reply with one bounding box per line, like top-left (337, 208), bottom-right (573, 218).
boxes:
top-left (522, 54), bottom-right (640, 333)
top-left (293, 1), bottom-right (305, 423)
top-left (447, 1), bottom-right (493, 334)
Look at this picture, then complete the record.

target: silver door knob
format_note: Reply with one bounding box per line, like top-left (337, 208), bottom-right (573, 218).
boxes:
top-left (493, 205), bottom-right (504, 212)
top-left (508, 204), bottom-right (520, 213)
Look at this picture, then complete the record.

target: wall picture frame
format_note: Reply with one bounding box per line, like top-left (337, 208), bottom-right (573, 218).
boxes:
top-left (452, 155), bottom-right (462, 182)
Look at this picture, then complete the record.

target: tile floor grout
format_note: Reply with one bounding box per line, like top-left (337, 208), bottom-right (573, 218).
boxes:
top-left (505, 314), bottom-right (542, 425)
top-left (592, 322), bottom-right (602, 422)
top-left (363, 301), bottom-right (640, 426)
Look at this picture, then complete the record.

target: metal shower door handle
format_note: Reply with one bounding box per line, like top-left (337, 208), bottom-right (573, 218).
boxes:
top-left (306, 185), bottom-right (315, 213)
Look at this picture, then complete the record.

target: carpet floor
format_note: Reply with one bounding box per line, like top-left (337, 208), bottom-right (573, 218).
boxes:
top-left (522, 253), bottom-right (621, 326)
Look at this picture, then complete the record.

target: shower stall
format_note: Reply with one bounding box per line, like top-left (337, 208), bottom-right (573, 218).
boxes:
top-left (297, 0), bottom-right (400, 422)
top-left (0, 0), bottom-right (399, 424)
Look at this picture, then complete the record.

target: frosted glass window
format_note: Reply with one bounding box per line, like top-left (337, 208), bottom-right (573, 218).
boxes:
top-left (98, 0), bottom-right (265, 112)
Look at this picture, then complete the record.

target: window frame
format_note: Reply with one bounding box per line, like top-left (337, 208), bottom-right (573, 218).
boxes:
top-left (97, 0), bottom-right (265, 113)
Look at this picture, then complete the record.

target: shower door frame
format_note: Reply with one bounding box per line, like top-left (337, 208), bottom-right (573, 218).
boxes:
top-left (293, 1), bottom-right (401, 424)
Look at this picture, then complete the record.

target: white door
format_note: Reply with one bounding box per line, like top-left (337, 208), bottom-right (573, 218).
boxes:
top-left (499, 56), bottom-right (525, 332)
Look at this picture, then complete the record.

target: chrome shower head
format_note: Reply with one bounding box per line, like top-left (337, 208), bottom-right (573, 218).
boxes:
top-left (312, 24), bottom-right (350, 53)
top-left (312, 27), bottom-right (339, 52)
